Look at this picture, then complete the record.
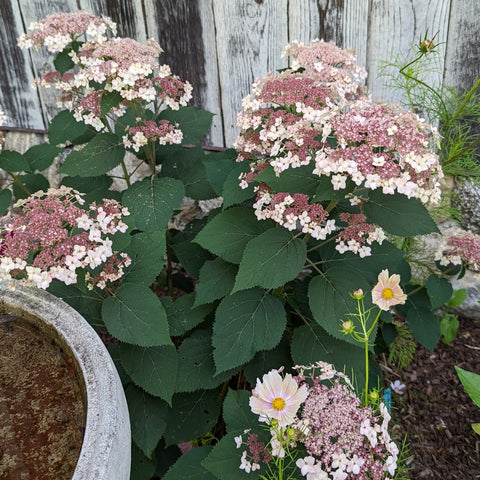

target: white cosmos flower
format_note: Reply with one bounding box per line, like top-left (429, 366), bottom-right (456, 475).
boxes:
top-left (249, 369), bottom-right (308, 427)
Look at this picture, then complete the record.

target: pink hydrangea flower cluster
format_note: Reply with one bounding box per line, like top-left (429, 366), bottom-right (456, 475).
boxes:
top-left (18, 11), bottom-right (192, 144)
top-left (234, 40), bottom-right (443, 252)
top-left (123, 119), bottom-right (183, 152)
top-left (237, 362), bottom-right (399, 479)
top-left (0, 187), bottom-right (131, 290)
top-left (434, 227), bottom-right (480, 272)
top-left (17, 11), bottom-right (116, 53)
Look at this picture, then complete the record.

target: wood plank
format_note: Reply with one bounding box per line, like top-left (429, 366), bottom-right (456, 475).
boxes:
top-left (142, 0), bottom-right (223, 147)
top-left (15, 0), bottom-right (80, 124)
top-left (78, 0), bottom-right (147, 41)
top-left (343, 0), bottom-right (369, 70)
top-left (288, 0), bottom-right (344, 45)
top-left (212, 0), bottom-right (289, 147)
top-left (366, 0), bottom-right (450, 104)
top-left (0, 1), bottom-right (45, 129)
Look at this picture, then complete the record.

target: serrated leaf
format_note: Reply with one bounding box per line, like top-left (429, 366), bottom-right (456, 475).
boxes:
top-left (120, 344), bottom-right (178, 404)
top-left (23, 143), bottom-right (62, 171)
top-left (160, 146), bottom-right (217, 200)
top-left (13, 173), bottom-right (49, 200)
top-left (102, 283), bottom-right (171, 346)
top-left (406, 307), bottom-right (440, 352)
top-left (163, 446), bottom-right (216, 480)
top-left (202, 433), bottom-right (264, 480)
top-left (54, 47), bottom-right (75, 74)
top-left (163, 390), bottom-right (222, 446)
top-left (176, 329), bottom-right (237, 393)
top-left (126, 384), bottom-right (169, 458)
top-left (194, 258), bottom-right (238, 307)
top-left (0, 189), bottom-right (12, 215)
top-left (213, 288), bottom-right (286, 373)
top-left (202, 149), bottom-right (237, 196)
top-left (171, 240), bottom-right (213, 279)
top-left (0, 150), bottom-right (30, 172)
top-left (161, 293), bottom-right (213, 337)
top-left (131, 443), bottom-right (156, 480)
top-left (194, 206), bottom-right (271, 264)
top-left (308, 268), bottom-right (372, 344)
top-left (158, 107), bottom-right (214, 145)
top-left (313, 175), bottom-right (356, 201)
top-left (232, 228), bottom-right (306, 293)
top-left (100, 91), bottom-right (123, 115)
top-left (222, 389), bottom-right (259, 432)
top-left (60, 133), bottom-right (125, 177)
top-left (123, 232), bottom-right (166, 285)
top-left (222, 162), bottom-right (256, 208)
top-left (48, 110), bottom-right (89, 146)
top-left (455, 366), bottom-right (480, 408)
top-left (426, 274), bottom-right (453, 310)
top-left (291, 323), bottom-right (374, 392)
top-left (243, 335), bottom-right (292, 386)
top-left (255, 164), bottom-right (320, 196)
top-left (122, 177), bottom-right (185, 232)
top-left (364, 190), bottom-right (439, 236)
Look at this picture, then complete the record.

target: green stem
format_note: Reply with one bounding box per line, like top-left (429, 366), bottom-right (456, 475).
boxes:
top-left (444, 136), bottom-right (480, 166)
top-left (9, 172), bottom-right (31, 196)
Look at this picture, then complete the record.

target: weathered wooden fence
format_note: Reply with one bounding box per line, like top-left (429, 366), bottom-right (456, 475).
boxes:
top-left (0, 0), bottom-right (479, 148)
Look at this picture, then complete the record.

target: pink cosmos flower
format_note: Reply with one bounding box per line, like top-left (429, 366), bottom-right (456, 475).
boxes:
top-left (371, 269), bottom-right (407, 311)
top-left (249, 370), bottom-right (308, 427)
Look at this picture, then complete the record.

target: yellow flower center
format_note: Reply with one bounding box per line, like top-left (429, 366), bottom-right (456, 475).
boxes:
top-left (271, 397), bottom-right (286, 411)
top-left (382, 287), bottom-right (394, 300)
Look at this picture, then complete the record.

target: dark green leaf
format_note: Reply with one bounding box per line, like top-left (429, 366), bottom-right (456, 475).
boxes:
top-left (255, 164), bottom-right (320, 196)
top-left (0, 188), bottom-right (12, 215)
top-left (161, 293), bottom-right (213, 337)
top-left (160, 146), bottom-right (217, 200)
top-left (60, 133), bottom-right (125, 177)
top-left (131, 443), bottom-right (156, 480)
top-left (102, 283), bottom-right (171, 346)
top-left (163, 446), bottom-right (216, 480)
top-left (122, 177), bottom-right (185, 232)
top-left (126, 384), bottom-right (169, 458)
top-left (176, 329), bottom-right (237, 392)
top-left (158, 107), bottom-right (214, 144)
top-left (233, 228), bottom-right (306, 293)
top-left (308, 268), bottom-right (373, 344)
top-left (406, 307), bottom-right (440, 352)
top-left (23, 143), bottom-right (62, 171)
top-left (100, 91), bottom-right (123, 115)
top-left (194, 258), bottom-right (238, 307)
top-left (54, 48), bottom-right (75, 74)
top-left (426, 274), bottom-right (453, 310)
top-left (0, 150), bottom-right (30, 172)
top-left (48, 110), bottom-right (89, 146)
top-left (313, 175), bottom-right (356, 201)
top-left (222, 389), bottom-right (259, 432)
top-left (364, 190), bottom-right (439, 236)
top-left (123, 232), bottom-right (166, 286)
top-left (171, 240), bottom-right (213, 279)
top-left (194, 206), bottom-right (271, 264)
top-left (202, 149), bottom-right (237, 196)
top-left (213, 288), bottom-right (286, 373)
top-left (222, 162), bottom-right (256, 208)
top-left (163, 390), bottom-right (222, 446)
top-left (13, 173), bottom-right (49, 200)
top-left (291, 323), bottom-right (375, 392)
top-left (120, 344), bottom-right (178, 404)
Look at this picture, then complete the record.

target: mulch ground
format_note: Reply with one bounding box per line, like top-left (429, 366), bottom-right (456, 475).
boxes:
top-left (381, 316), bottom-right (480, 479)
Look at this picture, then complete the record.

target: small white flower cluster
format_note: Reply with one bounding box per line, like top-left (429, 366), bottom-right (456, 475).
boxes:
top-left (253, 190), bottom-right (336, 240)
top-left (335, 227), bottom-right (386, 258)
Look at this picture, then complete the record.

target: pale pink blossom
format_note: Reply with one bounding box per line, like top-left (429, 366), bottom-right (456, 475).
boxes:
top-left (371, 269), bottom-right (407, 311)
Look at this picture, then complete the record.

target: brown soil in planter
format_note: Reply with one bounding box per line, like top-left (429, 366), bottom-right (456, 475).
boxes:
top-left (0, 314), bottom-right (86, 480)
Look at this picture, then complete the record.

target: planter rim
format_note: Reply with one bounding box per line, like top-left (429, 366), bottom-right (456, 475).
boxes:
top-left (0, 281), bottom-right (131, 480)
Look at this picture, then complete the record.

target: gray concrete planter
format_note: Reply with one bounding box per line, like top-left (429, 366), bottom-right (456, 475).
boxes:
top-left (0, 281), bottom-right (131, 479)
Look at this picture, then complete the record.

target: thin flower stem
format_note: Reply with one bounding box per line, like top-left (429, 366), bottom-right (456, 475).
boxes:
top-left (9, 172), bottom-right (31, 196)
